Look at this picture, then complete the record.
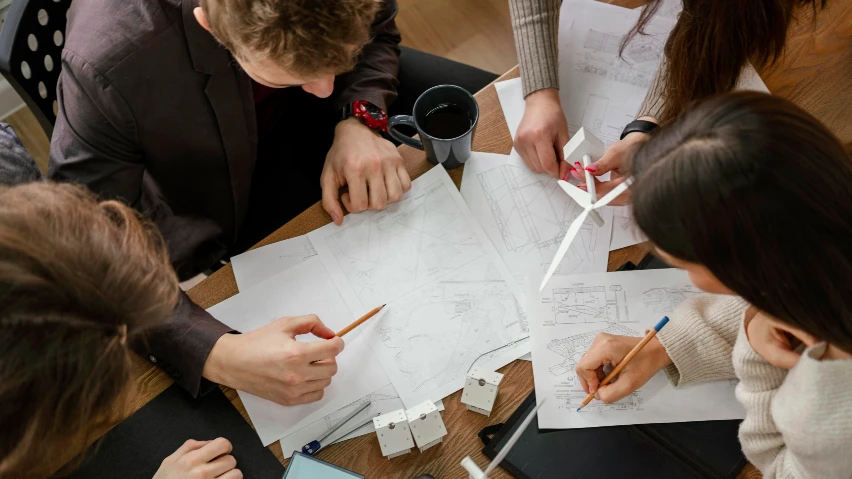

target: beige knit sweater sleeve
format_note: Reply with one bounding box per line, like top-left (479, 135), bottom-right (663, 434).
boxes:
top-left (508, 0), bottom-right (560, 97)
top-left (656, 294), bottom-right (748, 385)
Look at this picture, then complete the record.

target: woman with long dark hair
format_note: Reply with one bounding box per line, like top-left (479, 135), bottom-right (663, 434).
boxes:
top-left (508, 0), bottom-right (826, 202)
top-left (575, 92), bottom-right (852, 477)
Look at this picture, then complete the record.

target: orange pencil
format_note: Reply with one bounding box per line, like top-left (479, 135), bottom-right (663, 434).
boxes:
top-left (336, 304), bottom-right (386, 337)
top-left (577, 316), bottom-right (669, 411)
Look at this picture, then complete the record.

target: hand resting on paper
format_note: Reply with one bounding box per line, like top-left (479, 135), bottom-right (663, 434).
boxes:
top-left (153, 438), bottom-right (242, 479)
top-left (321, 118), bottom-right (412, 225)
top-left (203, 315), bottom-right (345, 406)
top-left (577, 116), bottom-right (657, 207)
top-left (575, 332), bottom-right (672, 404)
top-left (514, 88), bottom-right (571, 180)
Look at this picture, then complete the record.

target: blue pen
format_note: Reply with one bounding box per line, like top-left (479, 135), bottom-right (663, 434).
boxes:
top-left (577, 316), bottom-right (669, 411)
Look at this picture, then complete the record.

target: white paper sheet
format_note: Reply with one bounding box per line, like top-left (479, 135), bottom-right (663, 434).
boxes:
top-left (207, 258), bottom-right (388, 446)
top-left (277, 384), bottom-right (445, 459)
top-left (460, 151), bottom-right (613, 280)
top-left (527, 269), bottom-right (745, 429)
top-left (231, 235), bottom-right (316, 291)
top-left (309, 165), bottom-right (528, 408)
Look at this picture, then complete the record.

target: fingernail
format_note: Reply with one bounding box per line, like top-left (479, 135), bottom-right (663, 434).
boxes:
top-left (578, 184), bottom-right (587, 191)
top-left (574, 162), bottom-right (582, 169)
top-left (585, 165), bottom-right (597, 173)
top-left (332, 213), bottom-right (341, 224)
top-left (561, 170), bottom-right (570, 181)
top-left (594, 391), bottom-right (600, 400)
top-left (571, 169), bottom-right (583, 180)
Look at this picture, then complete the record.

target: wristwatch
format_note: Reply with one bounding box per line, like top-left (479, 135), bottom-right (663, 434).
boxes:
top-left (620, 119), bottom-right (659, 140)
top-left (340, 100), bottom-right (389, 135)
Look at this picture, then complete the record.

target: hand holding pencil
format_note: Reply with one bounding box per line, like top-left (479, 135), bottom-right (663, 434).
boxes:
top-left (574, 317), bottom-right (673, 408)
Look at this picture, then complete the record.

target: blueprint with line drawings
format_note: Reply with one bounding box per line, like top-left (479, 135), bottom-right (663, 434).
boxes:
top-left (559, 0), bottom-right (676, 146)
top-left (310, 165), bottom-right (529, 408)
top-left (231, 234), bottom-right (317, 291)
top-left (526, 269), bottom-right (745, 429)
top-left (460, 151), bottom-right (613, 281)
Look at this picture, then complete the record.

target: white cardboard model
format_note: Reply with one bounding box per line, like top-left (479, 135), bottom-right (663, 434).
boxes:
top-left (373, 409), bottom-right (415, 459)
top-left (461, 367), bottom-right (504, 416)
top-left (405, 400), bottom-right (448, 453)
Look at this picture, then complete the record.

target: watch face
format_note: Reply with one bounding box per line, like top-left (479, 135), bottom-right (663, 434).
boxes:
top-left (361, 102), bottom-right (385, 119)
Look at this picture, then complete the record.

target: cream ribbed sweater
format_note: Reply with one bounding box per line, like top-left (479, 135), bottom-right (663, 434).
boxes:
top-left (657, 295), bottom-right (852, 479)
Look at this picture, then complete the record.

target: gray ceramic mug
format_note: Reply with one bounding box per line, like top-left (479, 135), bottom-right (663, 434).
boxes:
top-left (388, 85), bottom-right (479, 169)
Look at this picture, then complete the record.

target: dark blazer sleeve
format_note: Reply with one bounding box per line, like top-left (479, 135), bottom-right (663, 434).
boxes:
top-left (49, 49), bottom-right (234, 397)
top-left (332, 0), bottom-right (402, 112)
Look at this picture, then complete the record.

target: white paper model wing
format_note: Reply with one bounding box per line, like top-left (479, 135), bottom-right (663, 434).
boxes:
top-left (539, 178), bottom-right (634, 291)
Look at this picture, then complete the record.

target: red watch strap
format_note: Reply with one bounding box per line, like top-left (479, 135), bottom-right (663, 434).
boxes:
top-left (350, 100), bottom-right (388, 133)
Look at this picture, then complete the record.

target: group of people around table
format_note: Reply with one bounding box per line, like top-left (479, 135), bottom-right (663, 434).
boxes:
top-left (1, 0), bottom-right (850, 477)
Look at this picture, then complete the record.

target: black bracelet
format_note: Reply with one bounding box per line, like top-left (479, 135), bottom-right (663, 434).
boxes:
top-left (620, 119), bottom-right (659, 140)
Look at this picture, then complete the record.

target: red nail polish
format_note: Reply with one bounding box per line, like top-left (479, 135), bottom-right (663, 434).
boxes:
top-left (561, 170), bottom-right (570, 181)
top-left (585, 165), bottom-right (597, 173)
top-left (574, 162), bottom-right (582, 168)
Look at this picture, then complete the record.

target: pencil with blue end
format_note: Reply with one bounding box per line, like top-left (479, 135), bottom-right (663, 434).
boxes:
top-left (582, 154), bottom-right (605, 227)
top-left (576, 316), bottom-right (670, 411)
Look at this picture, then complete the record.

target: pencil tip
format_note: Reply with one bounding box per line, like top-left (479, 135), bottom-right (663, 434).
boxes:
top-left (576, 408), bottom-right (581, 412)
top-left (382, 304), bottom-right (386, 308)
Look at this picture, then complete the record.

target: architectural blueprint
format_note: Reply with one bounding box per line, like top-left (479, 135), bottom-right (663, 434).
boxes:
top-left (278, 384), bottom-right (445, 459)
top-left (460, 152), bottom-right (613, 280)
top-left (526, 269), bottom-right (745, 429)
top-left (310, 166), bottom-right (528, 408)
top-left (207, 258), bottom-right (389, 446)
top-left (231, 234), bottom-right (317, 290)
top-left (559, 0), bottom-right (676, 146)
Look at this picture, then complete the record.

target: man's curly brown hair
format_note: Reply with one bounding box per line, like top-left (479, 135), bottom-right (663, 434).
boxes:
top-left (201, 0), bottom-right (381, 77)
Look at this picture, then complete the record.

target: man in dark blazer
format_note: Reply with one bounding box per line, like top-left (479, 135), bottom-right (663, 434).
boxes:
top-left (49, 0), bottom-right (496, 406)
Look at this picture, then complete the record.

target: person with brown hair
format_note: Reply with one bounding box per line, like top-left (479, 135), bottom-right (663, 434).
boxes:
top-left (0, 182), bottom-right (242, 478)
top-left (48, 0), bottom-right (496, 406)
top-left (508, 0), bottom-right (827, 202)
top-left (575, 92), bottom-right (852, 478)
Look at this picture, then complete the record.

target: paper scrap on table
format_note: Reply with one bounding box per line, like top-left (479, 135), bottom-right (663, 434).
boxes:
top-left (207, 257), bottom-right (388, 446)
top-left (278, 384), bottom-right (444, 459)
top-left (231, 234), bottom-right (316, 291)
top-left (526, 269), bottom-right (745, 429)
top-left (309, 165), bottom-right (529, 408)
top-left (460, 151), bottom-right (612, 279)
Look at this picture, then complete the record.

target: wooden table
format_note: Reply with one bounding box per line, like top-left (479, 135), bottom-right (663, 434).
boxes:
top-left (126, 2), bottom-right (852, 475)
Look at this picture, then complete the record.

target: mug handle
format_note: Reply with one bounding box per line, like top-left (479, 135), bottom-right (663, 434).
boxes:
top-left (388, 115), bottom-right (424, 150)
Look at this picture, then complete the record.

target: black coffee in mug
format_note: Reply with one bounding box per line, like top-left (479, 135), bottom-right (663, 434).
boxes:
top-left (421, 103), bottom-right (473, 139)
top-left (387, 84), bottom-right (480, 169)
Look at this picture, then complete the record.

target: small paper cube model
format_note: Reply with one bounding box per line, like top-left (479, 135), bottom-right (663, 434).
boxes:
top-left (405, 400), bottom-right (447, 453)
top-left (373, 409), bottom-right (415, 459)
top-left (562, 127), bottom-right (605, 170)
top-left (461, 367), bottom-right (504, 416)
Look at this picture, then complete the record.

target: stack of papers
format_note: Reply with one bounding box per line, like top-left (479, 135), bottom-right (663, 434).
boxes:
top-left (207, 0), bottom-right (765, 451)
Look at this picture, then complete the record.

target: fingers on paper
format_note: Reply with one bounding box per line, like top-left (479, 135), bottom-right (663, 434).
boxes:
top-left (320, 171), bottom-right (344, 225)
top-left (345, 169), bottom-right (370, 213)
top-left (535, 140), bottom-right (560, 179)
top-left (575, 333), bottom-right (626, 395)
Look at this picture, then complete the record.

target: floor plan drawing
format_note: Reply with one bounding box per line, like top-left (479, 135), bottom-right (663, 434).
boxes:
top-left (544, 285), bottom-right (633, 325)
top-left (527, 266), bottom-right (745, 429)
top-left (311, 165), bottom-right (527, 410)
top-left (368, 274), bottom-right (528, 407)
top-left (463, 156), bottom-right (613, 280)
top-left (642, 286), bottom-right (703, 314)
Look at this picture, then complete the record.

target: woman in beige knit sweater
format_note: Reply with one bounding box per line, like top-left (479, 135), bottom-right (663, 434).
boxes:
top-left (574, 92), bottom-right (852, 479)
top-left (508, 0), bottom-right (825, 203)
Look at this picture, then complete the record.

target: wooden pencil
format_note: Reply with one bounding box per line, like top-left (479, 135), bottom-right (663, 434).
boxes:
top-left (577, 316), bottom-right (670, 411)
top-left (336, 304), bottom-right (386, 337)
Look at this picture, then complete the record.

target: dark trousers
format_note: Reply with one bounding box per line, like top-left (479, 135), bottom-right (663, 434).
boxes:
top-left (232, 47), bottom-right (498, 255)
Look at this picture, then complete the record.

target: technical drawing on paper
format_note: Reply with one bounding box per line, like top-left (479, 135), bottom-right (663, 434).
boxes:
top-left (374, 279), bottom-right (527, 395)
top-left (323, 178), bottom-right (487, 308)
top-left (542, 285), bottom-right (633, 325)
top-left (642, 286), bottom-right (702, 314)
top-left (557, 392), bottom-right (643, 412)
top-left (477, 164), bottom-right (606, 275)
top-left (546, 323), bottom-right (641, 385)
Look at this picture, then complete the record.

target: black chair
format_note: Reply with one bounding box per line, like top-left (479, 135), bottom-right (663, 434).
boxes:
top-left (0, 0), bottom-right (71, 137)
